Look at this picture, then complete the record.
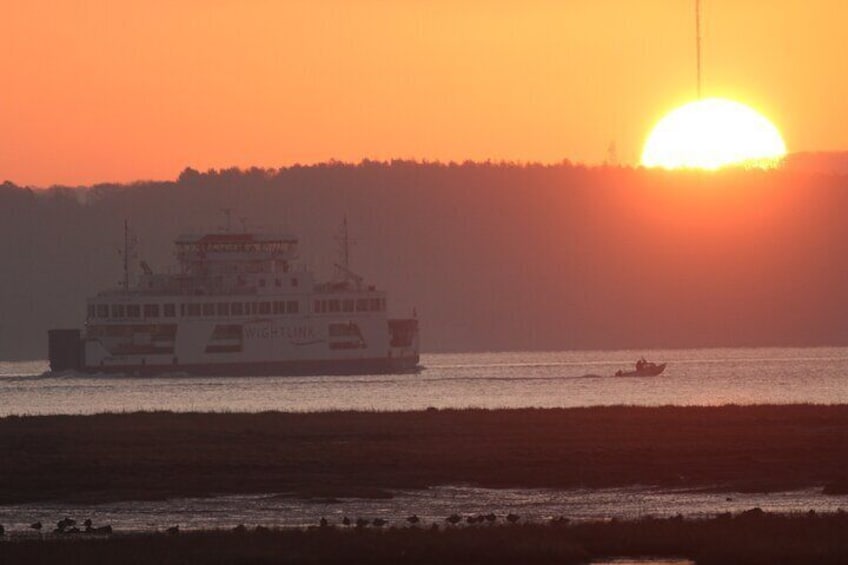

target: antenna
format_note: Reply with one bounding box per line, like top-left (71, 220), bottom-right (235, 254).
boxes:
top-left (220, 208), bottom-right (232, 232)
top-left (696, 0), bottom-right (702, 99)
top-left (123, 219), bottom-right (129, 291)
top-left (336, 216), bottom-right (354, 272)
top-left (334, 216), bottom-right (360, 285)
top-left (118, 220), bottom-right (138, 291)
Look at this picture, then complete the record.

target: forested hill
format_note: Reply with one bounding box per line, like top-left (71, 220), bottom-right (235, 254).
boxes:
top-left (2, 160), bottom-right (848, 360)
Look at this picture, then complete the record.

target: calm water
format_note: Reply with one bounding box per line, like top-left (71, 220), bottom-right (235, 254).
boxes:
top-left (2, 347), bottom-right (848, 416)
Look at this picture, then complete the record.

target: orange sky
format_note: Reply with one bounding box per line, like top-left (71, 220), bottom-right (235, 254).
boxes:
top-left (2, 1), bottom-right (846, 187)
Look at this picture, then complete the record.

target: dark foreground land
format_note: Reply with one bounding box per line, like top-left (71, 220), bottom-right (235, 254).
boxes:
top-left (2, 404), bottom-right (848, 504)
top-left (4, 512), bottom-right (848, 565)
top-left (4, 405), bottom-right (848, 564)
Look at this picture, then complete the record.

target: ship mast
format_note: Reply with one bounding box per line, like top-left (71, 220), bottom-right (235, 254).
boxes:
top-left (123, 219), bottom-right (129, 292)
top-left (334, 216), bottom-right (362, 287)
top-left (341, 216), bottom-right (351, 272)
top-left (119, 220), bottom-right (138, 292)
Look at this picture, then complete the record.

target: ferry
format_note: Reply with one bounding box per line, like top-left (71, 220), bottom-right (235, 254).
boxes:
top-left (48, 221), bottom-right (420, 376)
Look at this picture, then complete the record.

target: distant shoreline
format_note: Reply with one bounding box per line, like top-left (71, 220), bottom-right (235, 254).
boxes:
top-left (2, 405), bottom-right (848, 505)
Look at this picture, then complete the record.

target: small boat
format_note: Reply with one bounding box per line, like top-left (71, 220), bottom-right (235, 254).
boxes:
top-left (614, 358), bottom-right (666, 377)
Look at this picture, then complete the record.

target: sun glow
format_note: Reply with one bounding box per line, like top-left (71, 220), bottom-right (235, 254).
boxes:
top-left (641, 98), bottom-right (786, 170)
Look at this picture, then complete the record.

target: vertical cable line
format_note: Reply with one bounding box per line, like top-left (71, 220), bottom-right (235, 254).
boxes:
top-left (696, 0), bottom-right (702, 99)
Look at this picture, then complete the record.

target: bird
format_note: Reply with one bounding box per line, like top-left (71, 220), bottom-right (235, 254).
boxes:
top-left (166, 525), bottom-right (180, 535)
top-left (372, 518), bottom-right (387, 528)
top-left (484, 513), bottom-right (497, 523)
top-left (446, 513), bottom-right (462, 525)
top-left (30, 521), bottom-right (42, 531)
top-left (506, 513), bottom-right (520, 524)
top-left (83, 519), bottom-right (92, 528)
top-left (56, 517), bottom-right (76, 532)
top-left (319, 517), bottom-right (328, 528)
top-left (406, 514), bottom-right (420, 525)
top-left (355, 518), bottom-right (369, 528)
top-left (341, 516), bottom-right (351, 526)
top-left (0, 524), bottom-right (4, 536)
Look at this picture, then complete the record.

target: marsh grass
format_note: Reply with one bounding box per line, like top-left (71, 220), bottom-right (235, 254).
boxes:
top-left (2, 405), bottom-right (848, 504)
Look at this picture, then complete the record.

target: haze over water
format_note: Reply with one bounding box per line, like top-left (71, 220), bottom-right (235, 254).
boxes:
top-left (2, 347), bottom-right (847, 417)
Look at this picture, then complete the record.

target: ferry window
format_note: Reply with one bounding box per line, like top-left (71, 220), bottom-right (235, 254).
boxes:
top-left (217, 303), bottom-right (229, 316)
top-left (321, 300), bottom-right (328, 313)
top-left (313, 300), bottom-right (320, 313)
top-left (96, 304), bottom-right (109, 318)
top-left (111, 304), bottom-right (125, 318)
top-left (187, 303), bottom-right (202, 316)
top-left (202, 303), bottom-right (215, 316)
top-left (273, 301), bottom-right (285, 315)
top-left (287, 300), bottom-right (299, 314)
top-left (275, 278), bottom-right (282, 287)
top-left (259, 279), bottom-right (266, 288)
top-left (259, 302), bottom-right (271, 315)
top-left (164, 304), bottom-right (176, 317)
top-left (291, 277), bottom-right (298, 287)
top-left (329, 299), bottom-right (340, 313)
top-left (143, 304), bottom-right (160, 318)
top-left (343, 299), bottom-right (354, 313)
top-left (231, 302), bottom-right (244, 316)
top-left (180, 303), bottom-right (186, 317)
top-left (250, 302), bottom-right (259, 315)
top-left (127, 305), bottom-right (141, 318)
top-left (356, 299), bottom-right (368, 312)
top-left (87, 305), bottom-right (95, 318)
top-left (369, 298), bottom-right (380, 311)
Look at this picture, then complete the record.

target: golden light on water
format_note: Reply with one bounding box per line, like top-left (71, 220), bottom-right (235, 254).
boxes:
top-left (641, 98), bottom-right (786, 170)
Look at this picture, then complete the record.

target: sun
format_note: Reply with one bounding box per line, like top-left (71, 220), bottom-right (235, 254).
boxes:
top-left (641, 98), bottom-right (786, 170)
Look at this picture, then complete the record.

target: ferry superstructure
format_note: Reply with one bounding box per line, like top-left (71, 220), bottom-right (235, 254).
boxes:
top-left (48, 225), bottom-right (419, 376)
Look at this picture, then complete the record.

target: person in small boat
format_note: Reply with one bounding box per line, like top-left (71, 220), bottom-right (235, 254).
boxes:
top-left (636, 357), bottom-right (647, 371)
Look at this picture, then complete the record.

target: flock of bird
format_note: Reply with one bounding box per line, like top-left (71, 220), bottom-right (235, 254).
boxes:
top-left (0, 512), bottom-right (571, 537)
top-left (0, 518), bottom-right (113, 536)
top-left (314, 512), bottom-right (570, 529)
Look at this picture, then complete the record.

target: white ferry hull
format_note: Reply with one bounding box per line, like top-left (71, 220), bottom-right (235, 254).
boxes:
top-left (73, 317), bottom-right (418, 376)
top-left (78, 356), bottom-right (419, 377)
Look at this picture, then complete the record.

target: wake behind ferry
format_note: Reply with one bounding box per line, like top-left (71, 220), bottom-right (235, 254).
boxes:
top-left (48, 221), bottom-right (419, 376)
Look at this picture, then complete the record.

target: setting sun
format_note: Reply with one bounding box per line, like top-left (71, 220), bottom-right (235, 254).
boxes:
top-left (641, 98), bottom-right (787, 170)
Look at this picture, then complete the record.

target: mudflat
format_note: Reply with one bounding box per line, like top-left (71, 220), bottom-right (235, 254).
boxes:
top-left (2, 404), bottom-right (848, 504)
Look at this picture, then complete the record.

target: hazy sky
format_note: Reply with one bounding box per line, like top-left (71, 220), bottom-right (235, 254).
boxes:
top-left (2, 1), bottom-right (845, 187)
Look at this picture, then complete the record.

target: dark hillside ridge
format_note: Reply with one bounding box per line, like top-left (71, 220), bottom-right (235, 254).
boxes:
top-left (2, 160), bottom-right (848, 359)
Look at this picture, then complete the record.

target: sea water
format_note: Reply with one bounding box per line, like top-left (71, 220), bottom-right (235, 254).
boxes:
top-left (1, 347), bottom-right (848, 416)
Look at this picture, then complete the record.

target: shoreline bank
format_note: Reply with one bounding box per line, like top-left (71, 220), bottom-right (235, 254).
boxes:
top-left (2, 513), bottom-right (848, 564)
